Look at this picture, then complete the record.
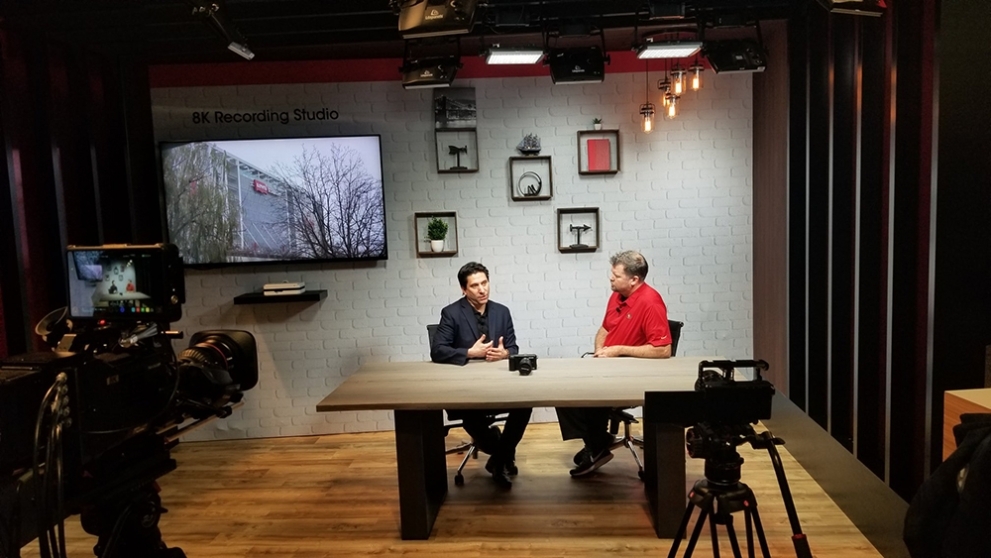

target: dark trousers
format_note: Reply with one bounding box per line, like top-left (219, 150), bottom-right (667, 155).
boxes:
top-left (556, 407), bottom-right (615, 454)
top-left (452, 408), bottom-right (532, 463)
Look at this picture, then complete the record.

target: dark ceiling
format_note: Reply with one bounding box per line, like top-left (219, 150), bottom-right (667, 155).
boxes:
top-left (0, 0), bottom-right (799, 64)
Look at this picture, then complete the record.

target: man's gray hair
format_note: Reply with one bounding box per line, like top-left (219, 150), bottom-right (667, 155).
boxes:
top-left (610, 250), bottom-right (648, 280)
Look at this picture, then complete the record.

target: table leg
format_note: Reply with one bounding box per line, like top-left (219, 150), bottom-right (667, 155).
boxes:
top-left (643, 420), bottom-right (686, 538)
top-left (394, 409), bottom-right (447, 540)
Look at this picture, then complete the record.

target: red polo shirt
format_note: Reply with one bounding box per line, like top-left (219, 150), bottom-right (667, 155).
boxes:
top-left (602, 283), bottom-right (671, 348)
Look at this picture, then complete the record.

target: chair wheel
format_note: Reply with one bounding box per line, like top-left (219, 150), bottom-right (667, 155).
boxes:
top-left (454, 474), bottom-right (464, 486)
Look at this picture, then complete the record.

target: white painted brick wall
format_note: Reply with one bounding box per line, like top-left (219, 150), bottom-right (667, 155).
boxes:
top-left (150, 70), bottom-right (754, 441)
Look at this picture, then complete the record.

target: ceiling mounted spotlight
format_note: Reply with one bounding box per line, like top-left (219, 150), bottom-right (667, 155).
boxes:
top-left (546, 47), bottom-right (607, 85)
top-left (485, 47), bottom-right (544, 65)
top-left (636, 41), bottom-right (702, 60)
top-left (398, 0), bottom-right (479, 39)
top-left (192, 1), bottom-right (255, 60)
top-left (401, 55), bottom-right (460, 89)
top-left (703, 39), bottom-right (767, 73)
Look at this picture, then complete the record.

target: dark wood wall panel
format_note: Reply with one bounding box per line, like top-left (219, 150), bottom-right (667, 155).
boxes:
top-left (787, 10), bottom-right (809, 410)
top-left (752, 20), bottom-right (790, 394)
top-left (887, 0), bottom-right (935, 498)
top-left (805, 6), bottom-right (831, 429)
top-left (0, 28), bottom-right (161, 355)
top-left (771, 0), bottom-right (960, 500)
top-left (854, 13), bottom-right (892, 480)
top-left (828, 16), bottom-right (857, 451)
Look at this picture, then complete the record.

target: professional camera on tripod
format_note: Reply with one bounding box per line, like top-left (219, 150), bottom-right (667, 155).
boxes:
top-left (0, 244), bottom-right (258, 558)
top-left (649, 360), bottom-right (813, 558)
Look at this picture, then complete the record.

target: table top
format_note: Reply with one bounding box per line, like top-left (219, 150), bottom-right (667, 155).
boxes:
top-left (945, 388), bottom-right (991, 410)
top-left (316, 356), bottom-right (717, 412)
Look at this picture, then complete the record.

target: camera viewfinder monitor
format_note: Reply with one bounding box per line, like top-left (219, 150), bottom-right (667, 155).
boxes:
top-left (66, 244), bottom-right (185, 323)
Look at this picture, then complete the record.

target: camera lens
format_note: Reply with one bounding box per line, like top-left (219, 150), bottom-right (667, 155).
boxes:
top-left (518, 357), bottom-right (532, 376)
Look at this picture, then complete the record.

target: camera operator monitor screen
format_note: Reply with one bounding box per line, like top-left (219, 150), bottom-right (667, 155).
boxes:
top-left (67, 246), bottom-right (182, 322)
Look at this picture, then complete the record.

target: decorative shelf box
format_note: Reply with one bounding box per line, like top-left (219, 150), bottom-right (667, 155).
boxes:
top-left (414, 211), bottom-right (459, 257)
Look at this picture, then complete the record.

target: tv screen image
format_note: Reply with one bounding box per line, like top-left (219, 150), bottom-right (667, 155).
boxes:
top-left (160, 136), bottom-right (387, 266)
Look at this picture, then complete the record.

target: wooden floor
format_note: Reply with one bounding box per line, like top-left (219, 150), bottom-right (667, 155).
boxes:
top-left (23, 423), bottom-right (882, 557)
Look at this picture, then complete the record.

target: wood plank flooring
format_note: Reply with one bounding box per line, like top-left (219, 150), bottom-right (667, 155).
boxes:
top-left (21, 423), bottom-right (883, 557)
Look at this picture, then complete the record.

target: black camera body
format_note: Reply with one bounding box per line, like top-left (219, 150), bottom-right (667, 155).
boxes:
top-left (508, 353), bottom-right (537, 375)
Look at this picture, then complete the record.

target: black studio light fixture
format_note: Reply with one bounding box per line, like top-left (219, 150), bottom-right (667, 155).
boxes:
top-left (484, 46), bottom-right (545, 65)
top-left (400, 39), bottom-right (463, 89)
top-left (191, 1), bottom-right (254, 60)
top-left (817, 0), bottom-right (887, 17)
top-left (703, 39), bottom-right (767, 74)
top-left (546, 46), bottom-right (607, 84)
top-left (398, 0), bottom-right (479, 39)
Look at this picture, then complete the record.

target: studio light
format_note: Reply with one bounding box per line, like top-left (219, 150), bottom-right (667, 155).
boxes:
top-left (485, 47), bottom-right (544, 65)
top-left (816, 0), bottom-right (886, 17)
top-left (399, 0), bottom-right (479, 39)
top-left (703, 39), bottom-right (767, 74)
top-left (636, 41), bottom-right (702, 59)
top-left (227, 41), bottom-right (255, 61)
top-left (547, 47), bottom-right (607, 85)
top-left (401, 56), bottom-right (460, 89)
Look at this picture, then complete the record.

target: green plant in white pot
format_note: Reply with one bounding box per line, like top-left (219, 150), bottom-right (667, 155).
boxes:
top-left (592, 117), bottom-right (603, 130)
top-left (426, 217), bottom-right (449, 252)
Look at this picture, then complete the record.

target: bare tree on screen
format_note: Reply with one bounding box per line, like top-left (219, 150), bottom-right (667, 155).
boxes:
top-left (162, 143), bottom-right (241, 264)
top-left (274, 145), bottom-right (385, 259)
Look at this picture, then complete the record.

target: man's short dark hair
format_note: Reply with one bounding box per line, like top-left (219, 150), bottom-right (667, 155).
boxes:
top-left (458, 262), bottom-right (489, 289)
top-left (610, 250), bottom-right (648, 281)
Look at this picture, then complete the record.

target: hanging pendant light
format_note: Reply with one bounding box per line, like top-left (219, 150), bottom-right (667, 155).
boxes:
top-left (639, 60), bottom-right (655, 134)
top-left (671, 64), bottom-right (686, 96)
top-left (689, 58), bottom-right (704, 91)
top-left (665, 93), bottom-right (679, 120)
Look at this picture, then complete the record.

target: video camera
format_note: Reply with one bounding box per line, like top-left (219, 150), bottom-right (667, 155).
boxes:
top-left (0, 244), bottom-right (258, 558)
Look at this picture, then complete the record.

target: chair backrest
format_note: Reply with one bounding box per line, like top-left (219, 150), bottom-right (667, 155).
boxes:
top-left (427, 324), bottom-right (439, 352)
top-left (669, 320), bottom-right (684, 356)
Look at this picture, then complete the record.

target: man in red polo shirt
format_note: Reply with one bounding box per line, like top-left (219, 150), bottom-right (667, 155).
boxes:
top-left (557, 250), bottom-right (672, 477)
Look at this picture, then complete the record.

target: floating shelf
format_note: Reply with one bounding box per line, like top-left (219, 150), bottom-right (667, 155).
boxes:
top-left (233, 290), bottom-right (328, 305)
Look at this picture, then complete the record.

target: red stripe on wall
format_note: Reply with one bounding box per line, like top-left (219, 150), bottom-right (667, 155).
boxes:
top-left (149, 50), bottom-right (705, 88)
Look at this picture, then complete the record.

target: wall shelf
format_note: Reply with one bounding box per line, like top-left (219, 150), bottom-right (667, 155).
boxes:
top-left (233, 290), bottom-right (328, 305)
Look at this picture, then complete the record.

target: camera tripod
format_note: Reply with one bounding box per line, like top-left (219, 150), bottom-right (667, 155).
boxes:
top-left (668, 430), bottom-right (813, 558)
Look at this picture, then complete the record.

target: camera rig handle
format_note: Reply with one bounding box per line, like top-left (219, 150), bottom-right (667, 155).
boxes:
top-left (698, 359), bottom-right (769, 381)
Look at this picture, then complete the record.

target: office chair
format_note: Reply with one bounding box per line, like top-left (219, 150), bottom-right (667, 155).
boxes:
top-left (427, 323), bottom-right (506, 486)
top-left (604, 319), bottom-right (684, 480)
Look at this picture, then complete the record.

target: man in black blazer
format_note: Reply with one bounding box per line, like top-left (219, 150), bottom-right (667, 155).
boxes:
top-left (430, 262), bottom-right (532, 488)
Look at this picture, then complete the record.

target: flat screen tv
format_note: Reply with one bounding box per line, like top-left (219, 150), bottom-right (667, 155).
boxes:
top-left (159, 136), bottom-right (387, 267)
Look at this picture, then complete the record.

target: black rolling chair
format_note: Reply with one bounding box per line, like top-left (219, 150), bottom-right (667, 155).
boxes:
top-left (427, 323), bottom-right (506, 486)
top-left (605, 319), bottom-right (684, 479)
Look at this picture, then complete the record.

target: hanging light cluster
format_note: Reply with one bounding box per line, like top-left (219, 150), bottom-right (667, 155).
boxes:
top-left (656, 57), bottom-right (704, 121)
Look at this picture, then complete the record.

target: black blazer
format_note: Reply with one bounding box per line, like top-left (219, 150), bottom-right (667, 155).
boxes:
top-left (430, 298), bottom-right (519, 365)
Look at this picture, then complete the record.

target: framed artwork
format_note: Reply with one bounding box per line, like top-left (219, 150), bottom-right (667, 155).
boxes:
top-left (557, 207), bottom-right (600, 253)
top-left (435, 129), bottom-right (478, 173)
top-left (433, 87), bottom-right (476, 129)
top-left (509, 156), bottom-right (552, 201)
top-left (577, 130), bottom-right (620, 175)
top-left (414, 211), bottom-right (459, 257)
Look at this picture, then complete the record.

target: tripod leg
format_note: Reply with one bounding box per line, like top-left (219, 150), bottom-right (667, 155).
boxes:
top-left (724, 515), bottom-right (743, 558)
top-left (681, 507), bottom-right (710, 558)
top-left (667, 500), bottom-right (698, 558)
top-left (709, 510), bottom-right (721, 558)
top-left (748, 504), bottom-right (772, 558)
top-left (745, 507), bottom-right (755, 558)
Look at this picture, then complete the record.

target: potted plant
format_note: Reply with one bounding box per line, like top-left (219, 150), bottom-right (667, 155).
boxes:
top-left (592, 117), bottom-right (602, 130)
top-left (426, 217), bottom-right (449, 252)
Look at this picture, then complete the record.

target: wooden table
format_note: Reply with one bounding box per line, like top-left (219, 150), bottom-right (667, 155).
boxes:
top-left (317, 356), bottom-right (711, 540)
top-left (943, 388), bottom-right (991, 460)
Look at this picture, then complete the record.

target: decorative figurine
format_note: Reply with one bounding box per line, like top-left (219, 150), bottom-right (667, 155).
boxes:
top-left (569, 223), bottom-right (592, 248)
top-left (447, 145), bottom-right (468, 170)
top-left (516, 133), bottom-right (542, 155)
